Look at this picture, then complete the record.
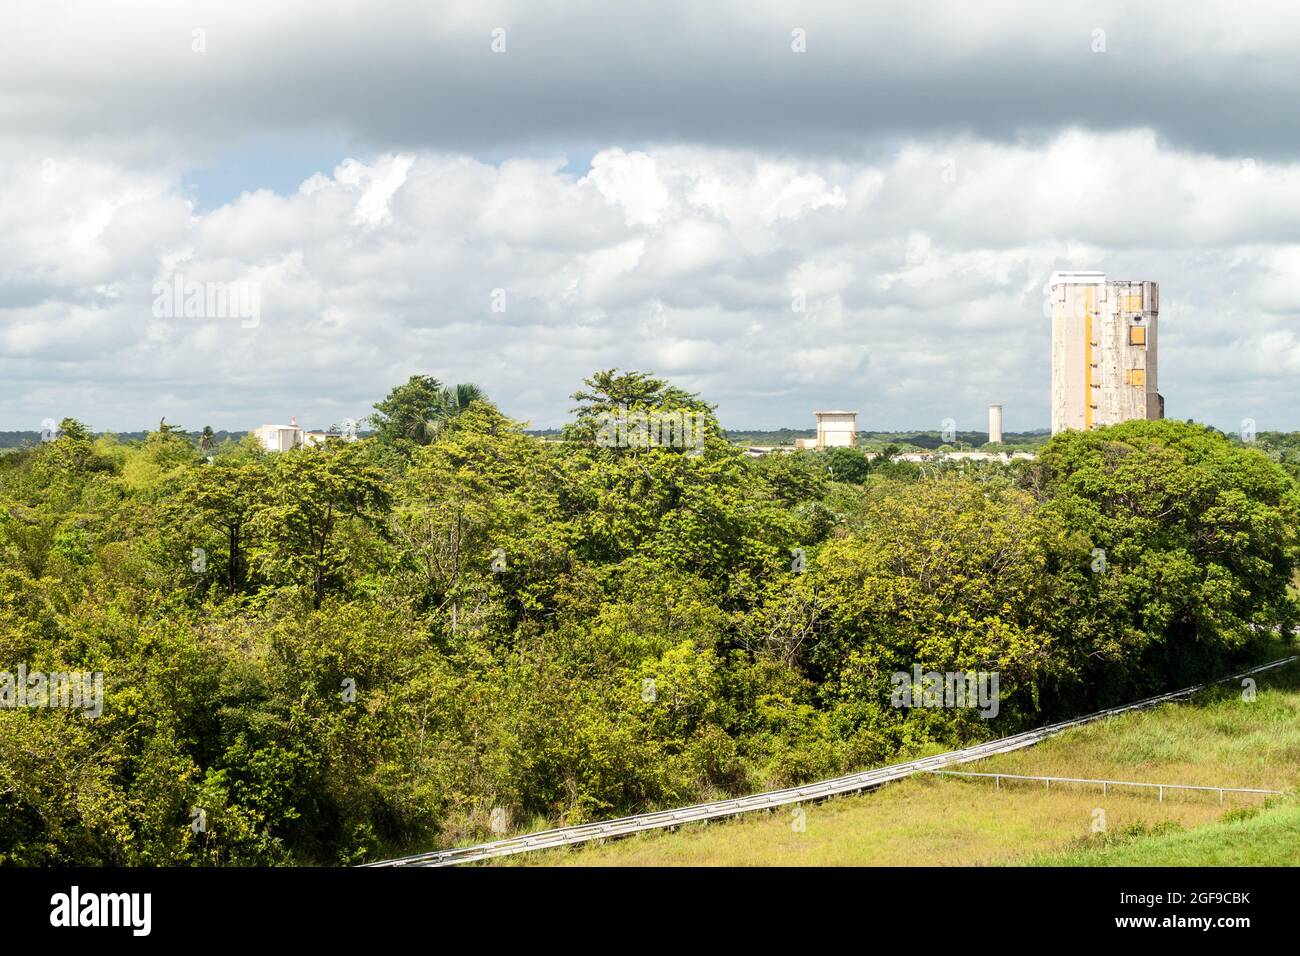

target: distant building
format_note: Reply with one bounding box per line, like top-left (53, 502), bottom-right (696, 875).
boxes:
top-left (254, 417), bottom-right (356, 452)
top-left (1049, 272), bottom-right (1163, 434)
top-left (255, 420), bottom-right (303, 452)
top-left (987, 403), bottom-right (1003, 444)
top-left (813, 410), bottom-right (858, 449)
top-left (940, 450), bottom-right (1036, 463)
top-left (897, 450), bottom-right (1036, 464)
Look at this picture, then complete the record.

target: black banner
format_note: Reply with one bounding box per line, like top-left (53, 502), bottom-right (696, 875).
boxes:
top-left (0, 865), bottom-right (1285, 943)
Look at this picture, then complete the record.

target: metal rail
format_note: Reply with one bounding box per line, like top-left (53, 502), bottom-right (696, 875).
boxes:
top-left (365, 655), bottom-right (1297, 867)
top-left (928, 770), bottom-right (1284, 804)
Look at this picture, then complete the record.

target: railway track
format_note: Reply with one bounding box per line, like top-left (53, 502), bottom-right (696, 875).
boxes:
top-left (365, 655), bottom-right (1297, 867)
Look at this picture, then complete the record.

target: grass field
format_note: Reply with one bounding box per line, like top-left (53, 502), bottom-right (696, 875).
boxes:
top-left (1031, 801), bottom-right (1300, 866)
top-left (500, 656), bottom-right (1300, 866)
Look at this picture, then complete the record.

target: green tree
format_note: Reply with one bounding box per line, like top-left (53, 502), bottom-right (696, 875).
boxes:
top-left (177, 462), bottom-right (266, 595)
top-left (440, 382), bottom-right (487, 416)
top-left (1034, 419), bottom-right (1300, 694)
top-left (392, 401), bottom-right (565, 633)
top-left (563, 369), bottom-right (719, 447)
top-left (812, 476), bottom-right (1072, 737)
top-left (822, 446), bottom-right (872, 483)
top-left (369, 375), bottom-right (490, 449)
top-left (250, 444), bottom-right (390, 608)
top-left (369, 375), bottom-right (446, 446)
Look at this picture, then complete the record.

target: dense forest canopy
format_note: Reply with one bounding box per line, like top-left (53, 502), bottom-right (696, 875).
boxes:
top-left (1, 370), bottom-right (1296, 864)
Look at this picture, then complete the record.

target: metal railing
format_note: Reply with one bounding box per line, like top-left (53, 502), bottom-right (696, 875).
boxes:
top-left (365, 655), bottom-right (1297, 867)
top-left (927, 770), bottom-right (1283, 804)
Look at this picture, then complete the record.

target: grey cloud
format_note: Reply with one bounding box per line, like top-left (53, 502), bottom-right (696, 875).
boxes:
top-left (5, 1), bottom-right (1300, 163)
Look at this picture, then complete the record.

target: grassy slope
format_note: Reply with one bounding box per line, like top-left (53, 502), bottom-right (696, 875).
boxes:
top-left (1030, 801), bottom-right (1300, 866)
top-left (503, 656), bottom-right (1300, 866)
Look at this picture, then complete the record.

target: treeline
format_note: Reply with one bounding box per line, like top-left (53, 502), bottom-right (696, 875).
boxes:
top-left (0, 428), bottom-right (248, 450)
top-left (0, 370), bottom-right (1296, 864)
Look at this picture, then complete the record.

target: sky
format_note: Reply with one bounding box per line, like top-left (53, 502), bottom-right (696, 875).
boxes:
top-left (4, 1), bottom-right (1300, 433)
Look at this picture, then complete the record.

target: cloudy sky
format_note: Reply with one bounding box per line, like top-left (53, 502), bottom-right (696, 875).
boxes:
top-left (4, 0), bottom-right (1300, 433)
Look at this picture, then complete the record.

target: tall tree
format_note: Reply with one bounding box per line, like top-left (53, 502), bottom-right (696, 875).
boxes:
top-left (369, 375), bottom-right (490, 448)
top-left (250, 443), bottom-right (390, 608)
top-left (369, 374), bottom-right (446, 446)
top-left (1033, 419), bottom-right (1300, 690)
top-left (393, 402), bottom-right (557, 632)
top-left (563, 369), bottom-right (718, 448)
top-left (178, 462), bottom-right (266, 595)
top-left (441, 382), bottom-right (487, 415)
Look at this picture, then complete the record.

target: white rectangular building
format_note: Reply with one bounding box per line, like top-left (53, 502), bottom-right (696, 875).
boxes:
top-left (814, 411), bottom-right (858, 448)
top-left (255, 422), bottom-right (302, 452)
top-left (255, 420), bottom-right (358, 451)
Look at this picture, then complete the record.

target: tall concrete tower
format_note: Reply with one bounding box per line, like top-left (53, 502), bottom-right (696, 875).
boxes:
top-left (1049, 272), bottom-right (1163, 434)
top-left (987, 404), bottom-right (1003, 444)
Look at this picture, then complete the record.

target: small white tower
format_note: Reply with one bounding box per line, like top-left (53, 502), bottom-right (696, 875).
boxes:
top-left (988, 403), bottom-right (1003, 445)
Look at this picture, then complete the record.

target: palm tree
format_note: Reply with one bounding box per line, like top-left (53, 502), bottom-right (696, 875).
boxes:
top-left (421, 382), bottom-right (488, 440)
top-left (441, 382), bottom-right (486, 414)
